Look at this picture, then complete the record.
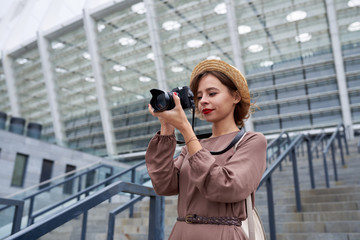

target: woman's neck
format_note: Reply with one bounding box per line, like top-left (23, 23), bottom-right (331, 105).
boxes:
top-left (211, 122), bottom-right (240, 138)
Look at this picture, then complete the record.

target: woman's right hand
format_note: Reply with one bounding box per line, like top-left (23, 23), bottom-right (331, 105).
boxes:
top-left (148, 104), bottom-right (175, 135)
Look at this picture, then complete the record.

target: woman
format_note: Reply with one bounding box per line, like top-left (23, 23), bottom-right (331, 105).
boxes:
top-left (145, 59), bottom-right (267, 239)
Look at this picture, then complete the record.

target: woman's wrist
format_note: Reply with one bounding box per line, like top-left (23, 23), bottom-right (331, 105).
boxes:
top-left (160, 124), bottom-right (175, 135)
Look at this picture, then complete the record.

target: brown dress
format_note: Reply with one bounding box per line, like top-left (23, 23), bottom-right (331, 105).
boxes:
top-left (145, 130), bottom-right (267, 240)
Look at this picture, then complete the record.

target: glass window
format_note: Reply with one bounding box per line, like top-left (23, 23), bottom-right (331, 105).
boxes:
top-left (39, 159), bottom-right (54, 189)
top-left (11, 153), bottom-right (29, 187)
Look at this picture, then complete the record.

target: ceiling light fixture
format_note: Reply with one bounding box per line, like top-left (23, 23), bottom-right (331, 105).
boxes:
top-left (162, 20), bottom-right (181, 31)
top-left (112, 86), bottom-right (123, 91)
top-left (348, 21), bottom-right (360, 32)
top-left (51, 41), bottom-right (65, 49)
top-left (82, 52), bottom-right (91, 60)
top-left (171, 66), bottom-right (184, 72)
top-left (16, 58), bottom-right (29, 65)
top-left (207, 56), bottom-right (221, 60)
top-left (55, 67), bottom-right (68, 73)
top-left (295, 33), bottom-right (312, 42)
top-left (286, 10), bottom-right (307, 22)
top-left (238, 25), bottom-right (252, 35)
top-left (187, 39), bottom-right (204, 48)
top-left (214, 3), bottom-right (227, 14)
top-left (147, 53), bottom-right (155, 61)
top-left (131, 2), bottom-right (146, 14)
top-left (85, 77), bottom-right (95, 82)
top-left (260, 60), bottom-right (274, 67)
top-left (139, 76), bottom-right (151, 82)
top-left (113, 64), bottom-right (126, 72)
top-left (248, 44), bottom-right (263, 53)
top-left (136, 95), bottom-right (145, 99)
top-left (348, 0), bottom-right (360, 7)
top-left (97, 23), bottom-right (106, 32)
top-left (118, 37), bottom-right (137, 46)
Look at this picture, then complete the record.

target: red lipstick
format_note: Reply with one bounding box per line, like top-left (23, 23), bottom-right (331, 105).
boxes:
top-left (202, 109), bottom-right (213, 115)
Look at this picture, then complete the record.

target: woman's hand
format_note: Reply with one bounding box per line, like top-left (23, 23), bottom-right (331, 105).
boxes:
top-left (148, 92), bottom-right (191, 135)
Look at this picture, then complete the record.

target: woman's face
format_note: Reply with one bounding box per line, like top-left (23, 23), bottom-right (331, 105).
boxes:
top-left (196, 74), bottom-right (240, 125)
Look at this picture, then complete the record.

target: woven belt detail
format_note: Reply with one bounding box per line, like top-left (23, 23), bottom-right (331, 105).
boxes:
top-left (177, 214), bottom-right (242, 226)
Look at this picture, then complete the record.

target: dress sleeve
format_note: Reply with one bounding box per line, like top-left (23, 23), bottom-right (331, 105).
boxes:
top-left (145, 133), bottom-right (187, 196)
top-left (187, 132), bottom-right (267, 203)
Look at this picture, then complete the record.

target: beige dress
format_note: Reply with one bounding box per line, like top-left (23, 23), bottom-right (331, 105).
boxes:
top-left (145, 130), bottom-right (267, 240)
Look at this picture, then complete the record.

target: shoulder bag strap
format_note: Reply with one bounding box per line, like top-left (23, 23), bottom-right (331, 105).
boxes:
top-left (246, 194), bottom-right (255, 240)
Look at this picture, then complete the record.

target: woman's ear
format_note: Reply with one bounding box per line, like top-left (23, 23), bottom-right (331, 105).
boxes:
top-left (233, 91), bottom-right (241, 104)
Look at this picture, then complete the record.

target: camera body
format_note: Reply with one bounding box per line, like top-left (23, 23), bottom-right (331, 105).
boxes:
top-left (150, 86), bottom-right (195, 112)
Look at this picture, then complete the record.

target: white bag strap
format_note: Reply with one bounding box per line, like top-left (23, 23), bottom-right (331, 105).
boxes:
top-left (246, 194), bottom-right (255, 240)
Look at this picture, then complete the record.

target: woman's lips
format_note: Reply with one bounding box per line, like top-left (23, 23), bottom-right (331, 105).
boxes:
top-left (202, 109), bottom-right (213, 115)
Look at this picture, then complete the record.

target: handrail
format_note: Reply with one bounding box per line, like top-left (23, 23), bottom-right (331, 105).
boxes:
top-left (259, 133), bottom-right (314, 240)
top-left (4, 182), bottom-right (164, 240)
top-left (0, 198), bottom-right (24, 237)
top-left (322, 123), bottom-right (349, 188)
top-left (28, 160), bottom-right (146, 225)
top-left (266, 131), bottom-right (291, 170)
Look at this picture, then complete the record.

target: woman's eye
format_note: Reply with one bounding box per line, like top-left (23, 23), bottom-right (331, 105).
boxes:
top-left (209, 92), bottom-right (217, 96)
top-left (197, 96), bottom-right (202, 100)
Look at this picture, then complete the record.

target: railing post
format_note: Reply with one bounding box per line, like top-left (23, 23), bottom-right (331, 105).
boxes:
top-left (107, 212), bottom-right (116, 240)
top-left (330, 143), bottom-right (338, 181)
top-left (337, 133), bottom-right (346, 167)
top-left (148, 195), bottom-right (164, 240)
top-left (27, 196), bottom-right (35, 226)
top-left (266, 176), bottom-right (276, 240)
top-left (12, 200), bottom-right (24, 234)
top-left (306, 140), bottom-right (315, 189)
top-left (322, 152), bottom-right (330, 188)
top-left (78, 175), bottom-right (82, 201)
top-left (291, 148), bottom-right (302, 212)
top-left (81, 211), bottom-right (88, 240)
top-left (129, 168), bottom-right (136, 218)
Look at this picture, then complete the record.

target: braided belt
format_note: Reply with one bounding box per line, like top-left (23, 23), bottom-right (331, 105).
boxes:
top-left (177, 214), bottom-right (242, 226)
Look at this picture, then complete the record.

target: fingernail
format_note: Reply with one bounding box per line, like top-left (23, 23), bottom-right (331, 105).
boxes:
top-left (174, 92), bottom-right (177, 96)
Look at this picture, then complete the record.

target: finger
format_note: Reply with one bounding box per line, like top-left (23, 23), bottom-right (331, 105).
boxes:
top-left (173, 92), bottom-right (181, 107)
top-left (148, 104), bottom-right (155, 116)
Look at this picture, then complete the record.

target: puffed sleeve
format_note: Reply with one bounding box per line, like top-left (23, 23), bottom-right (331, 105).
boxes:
top-left (187, 132), bottom-right (267, 203)
top-left (145, 132), bottom-right (187, 196)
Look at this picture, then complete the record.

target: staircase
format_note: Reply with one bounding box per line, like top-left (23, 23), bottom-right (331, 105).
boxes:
top-left (23, 137), bottom-right (360, 239)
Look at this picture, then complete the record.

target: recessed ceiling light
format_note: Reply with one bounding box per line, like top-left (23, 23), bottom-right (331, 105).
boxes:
top-left (171, 66), bottom-right (184, 72)
top-left (97, 23), bottom-right (106, 32)
top-left (348, 21), bottom-right (360, 32)
top-left (113, 64), bottom-right (126, 72)
top-left (295, 33), bottom-right (312, 42)
top-left (286, 10), bottom-right (307, 22)
top-left (131, 2), bottom-right (146, 14)
top-left (162, 20), bottom-right (181, 31)
top-left (51, 41), bottom-right (65, 49)
top-left (86, 95), bottom-right (97, 101)
top-left (260, 61), bottom-right (274, 67)
top-left (55, 67), bottom-right (68, 73)
top-left (139, 76), bottom-right (151, 82)
top-left (214, 3), bottom-right (227, 14)
top-left (136, 95), bottom-right (145, 99)
top-left (207, 56), bottom-right (221, 60)
top-left (85, 77), bottom-right (95, 82)
top-left (248, 44), bottom-right (263, 53)
top-left (112, 86), bottom-right (123, 91)
top-left (187, 40), bottom-right (204, 48)
top-left (16, 58), bottom-right (29, 65)
top-left (147, 53), bottom-right (155, 61)
top-left (118, 37), bottom-right (137, 46)
top-left (238, 25), bottom-right (252, 35)
top-left (82, 52), bottom-right (91, 60)
top-left (348, 0), bottom-right (360, 7)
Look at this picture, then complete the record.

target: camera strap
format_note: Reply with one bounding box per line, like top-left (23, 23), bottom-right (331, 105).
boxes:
top-left (177, 128), bottom-right (245, 155)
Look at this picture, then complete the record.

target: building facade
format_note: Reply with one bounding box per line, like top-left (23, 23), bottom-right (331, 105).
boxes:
top-left (0, 0), bottom-right (359, 159)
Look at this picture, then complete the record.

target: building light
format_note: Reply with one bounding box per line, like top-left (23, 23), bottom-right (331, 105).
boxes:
top-left (131, 2), bottom-right (146, 14)
top-left (295, 33), bottom-right (312, 42)
top-left (55, 67), bottom-right (68, 73)
top-left (171, 66), bottom-right (184, 72)
top-left (207, 56), bottom-right (221, 60)
top-left (147, 53), bottom-right (155, 61)
top-left (348, 21), bottom-right (360, 32)
top-left (118, 37), bottom-right (137, 46)
top-left (162, 20), bottom-right (181, 31)
top-left (85, 77), bottom-right (95, 82)
top-left (136, 95), bottom-right (145, 99)
top-left (248, 44), bottom-right (263, 53)
top-left (16, 58), bottom-right (30, 65)
top-left (97, 23), bottom-right (106, 32)
top-left (348, 0), bottom-right (360, 7)
top-left (214, 3), bottom-right (227, 15)
top-left (286, 10), bottom-right (307, 22)
top-left (238, 25), bottom-right (252, 35)
top-left (139, 76), bottom-right (151, 82)
top-left (82, 52), bottom-right (91, 60)
top-left (112, 86), bottom-right (123, 91)
top-left (187, 39), bottom-right (204, 48)
top-left (51, 41), bottom-right (65, 49)
top-left (87, 95), bottom-right (97, 101)
top-left (260, 61), bottom-right (274, 67)
top-left (113, 64), bottom-right (126, 72)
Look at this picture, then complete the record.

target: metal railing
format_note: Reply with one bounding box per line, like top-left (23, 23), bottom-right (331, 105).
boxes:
top-left (258, 123), bottom-right (349, 240)
top-left (322, 123), bottom-right (349, 188)
top-left (0, 198), bottom-right (24, 236)
top-left (4, 182), bottom-right (164, 240)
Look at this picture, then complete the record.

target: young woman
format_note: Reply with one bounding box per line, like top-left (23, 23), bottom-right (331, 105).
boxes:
top-left (145, 59), bottom-right (267, 239)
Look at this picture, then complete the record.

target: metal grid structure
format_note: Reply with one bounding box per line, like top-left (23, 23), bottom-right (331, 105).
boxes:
top-left (0, 0), bottom-right (359, 158)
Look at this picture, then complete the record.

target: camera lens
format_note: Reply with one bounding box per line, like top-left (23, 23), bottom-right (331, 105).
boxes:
top-left (150, 89), bottom-right (174, 112)
top-left (155, 93), bottom-right (167, 110)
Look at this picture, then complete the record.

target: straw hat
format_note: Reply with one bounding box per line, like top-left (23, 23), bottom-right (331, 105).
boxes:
top-left (190, 59), bottom-right (250, 105)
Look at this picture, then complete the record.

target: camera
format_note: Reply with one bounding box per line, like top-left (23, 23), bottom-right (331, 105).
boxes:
top-left (150, 86), bottom-right (195, 112)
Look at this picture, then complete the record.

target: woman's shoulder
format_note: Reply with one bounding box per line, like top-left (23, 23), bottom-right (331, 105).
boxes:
top-left (242, 131), bottom-right (267, 146)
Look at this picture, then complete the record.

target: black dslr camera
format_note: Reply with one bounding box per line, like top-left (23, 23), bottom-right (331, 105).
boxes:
top-left (150, 86), bottom-right (195, 112)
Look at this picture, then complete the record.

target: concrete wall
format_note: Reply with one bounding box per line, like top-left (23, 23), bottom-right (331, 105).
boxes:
top-left (0, 129), bottom-right (127, 197)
